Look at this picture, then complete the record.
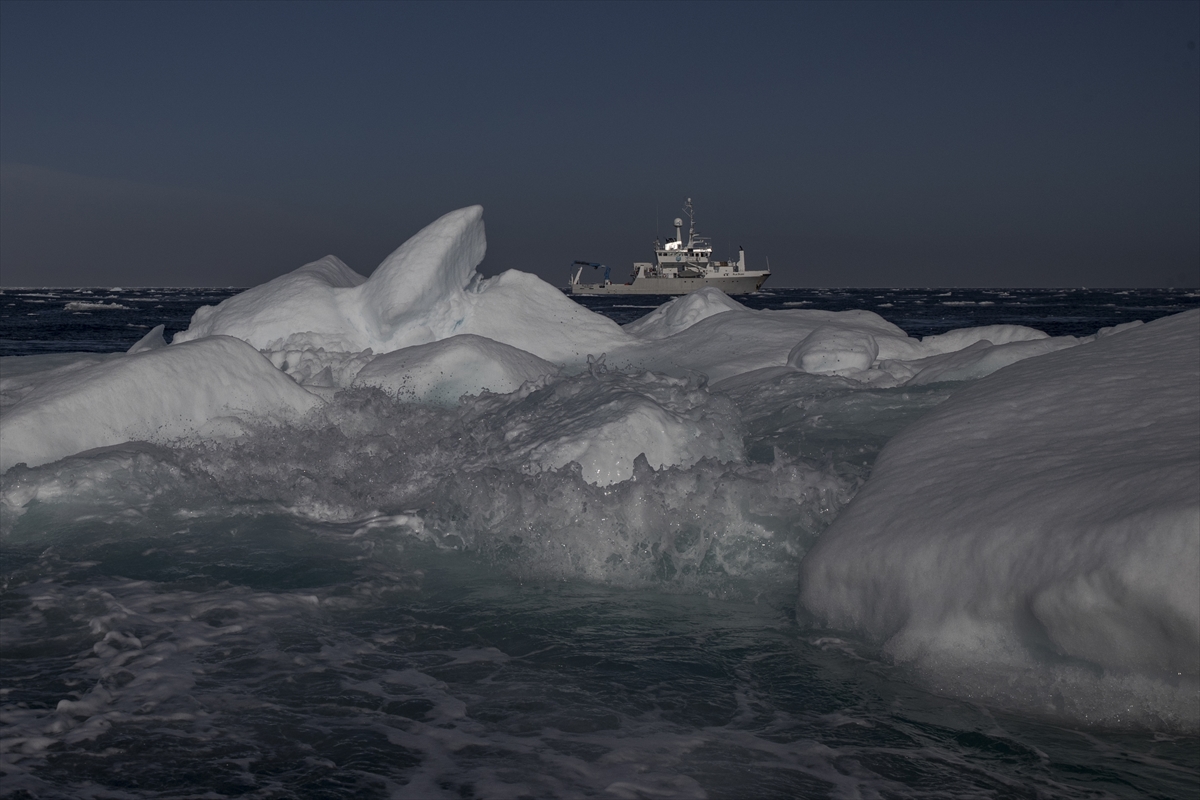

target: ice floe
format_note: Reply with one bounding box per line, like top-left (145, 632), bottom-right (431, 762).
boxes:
top-left (1, 336), bottom-right (321, 471)
top-left (2, 205), bottom-right (1196, 729)
top-left (0, 205), bottom-right (1121, 478)
top-left (797, 309), bottom-right (1200, 726)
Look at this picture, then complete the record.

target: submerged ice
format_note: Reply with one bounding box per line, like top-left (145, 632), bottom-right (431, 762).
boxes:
top-left (2, 205), bottom-right (1198, 738)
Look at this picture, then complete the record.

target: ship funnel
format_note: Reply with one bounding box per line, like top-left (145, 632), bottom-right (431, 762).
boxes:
top-left (738, 246), bottom-right (745, 270)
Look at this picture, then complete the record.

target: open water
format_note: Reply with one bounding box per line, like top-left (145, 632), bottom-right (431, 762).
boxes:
top-left (1, 287), bottom-right (1198, 799)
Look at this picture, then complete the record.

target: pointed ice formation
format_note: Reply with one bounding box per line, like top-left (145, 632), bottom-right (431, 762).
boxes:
top-left (173, 206), bottom-right (628, 363)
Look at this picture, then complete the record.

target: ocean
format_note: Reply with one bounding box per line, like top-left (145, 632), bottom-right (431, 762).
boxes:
top-left (2, 286), bottom-right (1198, 799)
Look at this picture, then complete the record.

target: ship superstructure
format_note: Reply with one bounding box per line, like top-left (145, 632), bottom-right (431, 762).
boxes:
top-left (568, 198), bottom-right (771, 295)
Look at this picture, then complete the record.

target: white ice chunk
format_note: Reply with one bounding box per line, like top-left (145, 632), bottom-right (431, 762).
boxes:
top-left (63, 301), bottom-right (129, 311)
top-left (0, 336), bottom-right (323, 471)
top-left (623, 288), bottom-right (747, 340)
top-left (168, 205), bottom-right (1087, 387)
top-left (788, 325), bottom-right (880, 375)
top-left (906, 336), bottom-right (1080, 385)
top-left (126, 324), bottom-right (167, 354)
top-left (798, 310), bottom-right (1200, 719)
top-left (918, 324), bottom-right (1050, 355)
top-left (466, 369), bottom-right (745, 486)
top-left (174, 254), bottom-right (368, 352)
top-left (357, 204), bottom-right (488, 343)
top-left (173, 207), bottom-right (630, 364)
top-left (353, 334), bottom-right (558, 405)
top-left (459, 269), bottom-right (630, 363)
top-left (267, 347), bottom-right (377, 389)
top-left (611, 308), bottom-right (907, 383)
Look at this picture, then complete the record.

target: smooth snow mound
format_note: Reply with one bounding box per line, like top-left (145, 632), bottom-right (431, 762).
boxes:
top-left (623, 288), bottom-right (746, 340)
top-left (1, 352), bottom-right (123, 413)
top-left (0, 337), bottom-right (323, 471)
top-left (798, 309), bottom-right (1200, 728)
top-left (788, 325), bottom-right (880, 375)
top-left (353, 334), bottom-right (557, 406)
top-left (173, 254), bottom-right (370, 353)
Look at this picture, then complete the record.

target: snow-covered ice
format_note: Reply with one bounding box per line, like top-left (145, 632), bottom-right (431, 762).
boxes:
top-left (0, 203), bottom-right (1167, 509)
top-left (621, 287), bottom-right (745, 340)
top-left (167, 206), bottom-right (1086, 390)
top-left (0, 336), bottom-right (322, 471)
top-left (173, 206), bottom-right (629, 364)
top-left (2, 204), bottom-right (1195, 730)
top-left (798, 309), bottom-right (1200, 726)
top-left (352, 334), bottom-right (558, 406)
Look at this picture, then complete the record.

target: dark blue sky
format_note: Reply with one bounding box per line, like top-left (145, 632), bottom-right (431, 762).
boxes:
top-left (2, 1), bottom-right (1197, 287)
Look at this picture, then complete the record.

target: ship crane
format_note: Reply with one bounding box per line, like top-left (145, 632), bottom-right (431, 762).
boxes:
top-left (570, 261), bottom-right (611, 285)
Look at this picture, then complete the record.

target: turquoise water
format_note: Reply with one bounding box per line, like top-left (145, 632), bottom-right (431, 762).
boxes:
top-left (4, 514), bottom-right (1197, 799)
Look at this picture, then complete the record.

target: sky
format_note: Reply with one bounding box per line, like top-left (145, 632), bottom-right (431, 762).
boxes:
top-left (1, 0), bottom-right (1198, 288)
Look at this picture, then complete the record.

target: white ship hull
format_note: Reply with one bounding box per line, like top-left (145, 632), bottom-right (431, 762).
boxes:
top-left (568, 272), bottom-right (769, 295)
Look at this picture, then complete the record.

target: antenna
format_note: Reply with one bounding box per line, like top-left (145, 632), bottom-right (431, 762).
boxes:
top-left (683, 197), bottom-right (695, 247)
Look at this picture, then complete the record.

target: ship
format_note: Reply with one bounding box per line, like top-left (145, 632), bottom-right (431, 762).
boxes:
top-left (567, 198), bottom-right (771, 295)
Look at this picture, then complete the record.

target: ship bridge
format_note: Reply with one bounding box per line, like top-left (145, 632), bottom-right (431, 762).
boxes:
top-left (647, 198), bottom-right (740, 278)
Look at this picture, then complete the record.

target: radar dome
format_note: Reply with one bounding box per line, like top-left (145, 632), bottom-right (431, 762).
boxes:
top-left (673, 218), bottom-right (683, 227)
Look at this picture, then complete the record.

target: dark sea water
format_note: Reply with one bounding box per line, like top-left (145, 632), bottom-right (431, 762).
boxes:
top-left (2, 286), bottom-right (1197, 357)
top-left (1, 287), bottom-right (1198, 799)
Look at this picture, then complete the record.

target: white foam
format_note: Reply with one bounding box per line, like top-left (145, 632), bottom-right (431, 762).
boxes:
top-left (1, 364), bottom-right (853, 588)
top-left (460, 366), bottom-right (745, 487)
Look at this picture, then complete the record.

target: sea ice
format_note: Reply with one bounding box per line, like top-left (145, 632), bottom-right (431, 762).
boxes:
top-left (3, 204), bottom-right (1095, 483)
top-left (797, 309), bottom-right (1200, 726)
top-left (126, 323), bottom-right (167, 354)
top-left (173, 206), bottom-right (630, 364)
top-left (171, 254), bottom-right (369, 353)
top-left (622, 287), bottom-right (747, 340)
top-left (463, 367), bottom-right (745, 486)
top-left (1, 352), bottom-right (124, 413)
top-left (352, 334), bottom-right (557, 406)
top-left (169, 205), bottom-right (1087, 391)
top-left (788, 325), bottom-right (881, 375)
top-left (0, 336), bottom-right (322, 471)
top-left (612, 307), bottom-right (915, 384)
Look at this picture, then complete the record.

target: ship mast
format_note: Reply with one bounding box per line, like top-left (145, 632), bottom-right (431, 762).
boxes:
top-left (683, 197), bottom-right (696, 248)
